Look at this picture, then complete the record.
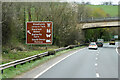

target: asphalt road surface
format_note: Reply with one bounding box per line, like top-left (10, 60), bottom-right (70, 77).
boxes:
top-left (36, 42), bottom-right (118, 78)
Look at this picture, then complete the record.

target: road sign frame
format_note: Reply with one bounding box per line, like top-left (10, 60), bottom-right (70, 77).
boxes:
top-left (26, 21), bottom-right (53, 45)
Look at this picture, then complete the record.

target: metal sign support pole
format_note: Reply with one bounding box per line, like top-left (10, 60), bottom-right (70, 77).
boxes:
top-left (31, 44), bottom-right (32, 49)
top-left (46, 44), bottom-right (47, 50)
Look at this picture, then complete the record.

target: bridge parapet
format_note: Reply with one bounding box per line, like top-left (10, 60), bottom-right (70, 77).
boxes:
top-left (80, 17), bottom-right (120, 23)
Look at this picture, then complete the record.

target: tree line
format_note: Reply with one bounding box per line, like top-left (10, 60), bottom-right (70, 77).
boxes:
top-left (2, 2), bottom-right (114, 52)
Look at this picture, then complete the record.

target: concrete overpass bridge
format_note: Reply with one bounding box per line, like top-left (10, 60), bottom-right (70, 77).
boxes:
top-left (78, 17), bottom-right (120, 30)
top-left (77, 17), bottom-right (120, 42)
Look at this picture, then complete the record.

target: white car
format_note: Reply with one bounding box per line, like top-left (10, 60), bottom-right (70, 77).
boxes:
top-left (88, 42), bottom-right (98, 50)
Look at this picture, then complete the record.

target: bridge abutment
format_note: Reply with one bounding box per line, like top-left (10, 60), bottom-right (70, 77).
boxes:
top-left (76, 24), bottom-right (85, 44)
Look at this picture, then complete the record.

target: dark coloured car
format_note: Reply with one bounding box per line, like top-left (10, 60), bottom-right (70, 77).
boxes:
top-left (96, 42), bottom-right (103, 47)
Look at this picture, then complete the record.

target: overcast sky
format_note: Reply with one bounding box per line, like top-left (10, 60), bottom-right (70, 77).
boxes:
top-left (60, 0), bottom-right (120, 5)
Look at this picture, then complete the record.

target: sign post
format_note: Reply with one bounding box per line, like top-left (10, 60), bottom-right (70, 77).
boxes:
top-left (26, 21), bottom-right (53, 45)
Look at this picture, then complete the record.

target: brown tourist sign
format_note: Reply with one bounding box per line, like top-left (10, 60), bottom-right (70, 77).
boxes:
top-left (26, 21), bottom-right (53, 44)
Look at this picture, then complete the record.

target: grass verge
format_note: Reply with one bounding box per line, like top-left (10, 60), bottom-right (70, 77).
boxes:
top-left (1, 46), bottom-right (85, 79)
top-left (2, 46), bottom-right (59, 64)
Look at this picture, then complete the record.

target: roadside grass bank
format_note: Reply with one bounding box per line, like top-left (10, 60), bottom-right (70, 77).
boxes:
top-left (87, 5), bottom-right (118, 17)
top-left (2, 46), bottom-right (59, 64)
top-left (2, 46), bottom-right (85, 78)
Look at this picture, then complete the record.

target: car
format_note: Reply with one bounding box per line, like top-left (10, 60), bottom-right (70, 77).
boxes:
top-left (88, 42), bottom-right (98, 50)
top-left (109, 39), bottom-right (115, 45)
top-left (97, 39), bottom-right (104, 43)
top-left (96, 42), bottom-right (103, 47)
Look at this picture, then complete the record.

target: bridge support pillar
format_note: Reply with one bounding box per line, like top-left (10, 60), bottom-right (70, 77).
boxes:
top-left (80, 29), bottom-right (85, 43)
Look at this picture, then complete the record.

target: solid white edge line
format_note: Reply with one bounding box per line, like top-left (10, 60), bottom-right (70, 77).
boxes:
top-left (116, 46), bottom-right (119, 55)
top-left (34, 48), bottom-right (86, 78)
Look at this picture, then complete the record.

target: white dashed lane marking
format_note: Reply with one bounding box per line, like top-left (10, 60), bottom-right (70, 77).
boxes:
top-left (95, 63), bottom-right (98, 66)
top-left (95, 51), bottom-right (100, 78)
top-left (96, 73), bottom-right (100, 78)
top-left (96, 58), bottom-right (98, 60)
